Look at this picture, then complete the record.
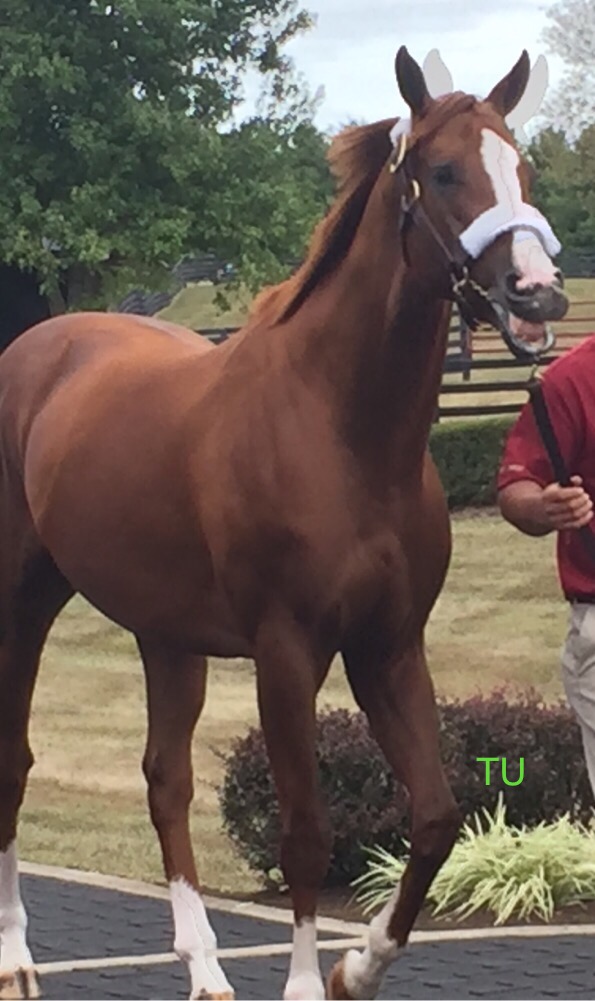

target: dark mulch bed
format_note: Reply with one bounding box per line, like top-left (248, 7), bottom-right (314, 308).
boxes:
top-left (205, 884), bottom-right (595, 931)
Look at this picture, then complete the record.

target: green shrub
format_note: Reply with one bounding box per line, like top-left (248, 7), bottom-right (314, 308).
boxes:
top-left (429, 415), bottom-right (515, 509)
top-left (354, 798), bottom-right (595, 925)
top-left (219, 694), bottom-right (592, 889)
top-left (220, 710), bottom-right (408, 888)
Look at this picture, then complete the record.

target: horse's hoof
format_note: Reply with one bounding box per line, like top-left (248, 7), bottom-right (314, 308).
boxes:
top-left (194, 993), bottom-right (234, 1000)
top-left (326, 960), bottom-right (353, 1001)
top-left (0, 969), bottom-right (40, 1000)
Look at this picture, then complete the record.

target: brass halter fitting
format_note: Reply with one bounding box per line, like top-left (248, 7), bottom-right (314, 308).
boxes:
top-left (389, 132), bottom-right (408, 173)
top-left (408, 179), bottom-right (421, 202)
top-left (451, 265), bottom-right (492, 306)
top-left (389, 133), bottom-right (421, 214)
top-left (451, 266), bottom-right (471, 297)
top-left (401, 178), bottom-right (421, 214)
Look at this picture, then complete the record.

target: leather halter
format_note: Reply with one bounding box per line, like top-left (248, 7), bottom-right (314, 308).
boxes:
top-left (389, 132), bottom-right (488, 329)
top-left (388, 132), bottom-right (556, 362)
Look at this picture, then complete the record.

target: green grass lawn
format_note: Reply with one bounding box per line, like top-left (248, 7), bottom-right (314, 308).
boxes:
top-left (158, 282), bottom-right (251, 330)
top-left (21, 511), bottom-right (566, 894)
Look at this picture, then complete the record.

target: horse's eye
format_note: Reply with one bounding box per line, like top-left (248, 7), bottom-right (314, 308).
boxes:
top-left (432, 163), bottom-right (457, 187)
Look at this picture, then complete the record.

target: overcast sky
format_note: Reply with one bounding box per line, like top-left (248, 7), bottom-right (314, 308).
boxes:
top-left (241, 0), bottom-right (563, 131)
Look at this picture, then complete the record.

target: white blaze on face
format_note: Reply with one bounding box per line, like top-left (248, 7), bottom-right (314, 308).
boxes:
top-left (479, 129), bottom-right (559, 291)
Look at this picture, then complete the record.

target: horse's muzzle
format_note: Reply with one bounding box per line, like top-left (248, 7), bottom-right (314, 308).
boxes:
top-left (503, 271), bottom-right (569, 324)
top-left (487, 272), bottom-right (569, 360)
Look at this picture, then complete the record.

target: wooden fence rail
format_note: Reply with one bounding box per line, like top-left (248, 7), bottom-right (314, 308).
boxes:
top-left (438, 299), bottom-right (595, 418)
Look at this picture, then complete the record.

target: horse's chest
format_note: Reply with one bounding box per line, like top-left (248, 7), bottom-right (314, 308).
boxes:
top-left (282, 522), bottom-right (407, 625)
top-left (337, 533), bottom-right (407, 608)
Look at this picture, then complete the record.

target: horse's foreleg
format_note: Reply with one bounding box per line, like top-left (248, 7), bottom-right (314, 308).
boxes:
top-left (138, 640), bottom-right (233, 1001)
top-left (0, 543), bottom-right (72, 1001)
top-left (0, 815), bottom-right (37, 1001)
top-left (327, 640), bottom-right (460, 1001)
top-left (255, 622), bottom-right (332, 1001)
top-left (0, 677), bottom-right (36, 1001)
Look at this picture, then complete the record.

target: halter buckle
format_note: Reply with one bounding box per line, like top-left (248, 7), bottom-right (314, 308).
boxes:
top-left (401, 179), bottom-right (421, 214)
top-left (389, 132), bottom-right (408, 173)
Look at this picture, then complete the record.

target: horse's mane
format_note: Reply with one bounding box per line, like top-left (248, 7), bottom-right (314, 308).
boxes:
top-left (249, 117), bottom-right (396, 326)
top-left (249, 93), bottom-right (477, 328)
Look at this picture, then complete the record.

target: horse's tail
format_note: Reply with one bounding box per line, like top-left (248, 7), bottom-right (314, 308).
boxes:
top-left (0, 261), bottom-right (56, 354)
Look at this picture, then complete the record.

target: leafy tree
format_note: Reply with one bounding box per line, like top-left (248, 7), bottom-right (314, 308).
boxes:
top-left (0, 0), bottom-right (331, 308)
top-left (541, 0), bottom-right (595, 139)
top-left (528, 125), bottom-right (595, 250)
top-left (207, 117), bottom-right (333, 292)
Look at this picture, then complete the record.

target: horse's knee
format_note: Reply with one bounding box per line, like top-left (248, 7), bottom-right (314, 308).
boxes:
top-left (142, 750), bottom-right (193, 829)
top-left (280, 806), bottom-right (332, 890)
top-left (411, 802), bottom-right (461, 867)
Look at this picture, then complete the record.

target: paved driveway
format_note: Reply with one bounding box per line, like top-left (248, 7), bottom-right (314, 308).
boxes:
top-left (18, 867), bottom-right (595, 1000)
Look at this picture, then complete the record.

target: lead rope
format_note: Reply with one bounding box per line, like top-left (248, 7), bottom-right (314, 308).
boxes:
top-left (527, 364), bottom-right (595, 564)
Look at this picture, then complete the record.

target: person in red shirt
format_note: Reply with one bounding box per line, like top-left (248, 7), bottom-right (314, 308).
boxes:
top-left (498, 334), bottom-right (595, 795)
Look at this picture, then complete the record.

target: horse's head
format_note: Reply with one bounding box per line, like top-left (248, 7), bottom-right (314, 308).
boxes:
top-left (391, 47), bottom-right (568, 359)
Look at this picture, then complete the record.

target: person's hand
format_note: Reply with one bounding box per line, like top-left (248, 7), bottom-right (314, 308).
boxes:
top-left (542, 476), bottom-right (594, 531)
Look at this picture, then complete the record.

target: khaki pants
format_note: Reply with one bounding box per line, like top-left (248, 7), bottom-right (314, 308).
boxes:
top-left (561, 602), bottom-right (595, 797)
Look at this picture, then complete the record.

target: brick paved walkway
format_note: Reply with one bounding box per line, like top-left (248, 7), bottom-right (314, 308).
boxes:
top-left (19, 872), bottom-right (595, 1000)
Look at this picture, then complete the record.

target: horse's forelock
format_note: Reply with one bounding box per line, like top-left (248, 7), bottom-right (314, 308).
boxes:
top-left (409, 92), bottom-right (479, 146)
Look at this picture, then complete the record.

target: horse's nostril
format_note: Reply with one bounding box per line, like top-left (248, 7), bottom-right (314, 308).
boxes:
top-left (506, 268), bottom-right (564, 300)
top-left (504, 270), bottom-right (522, 294)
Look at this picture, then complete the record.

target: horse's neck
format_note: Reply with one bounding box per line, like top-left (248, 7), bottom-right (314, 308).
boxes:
top-left (289, 241), bottom-right (451, 470)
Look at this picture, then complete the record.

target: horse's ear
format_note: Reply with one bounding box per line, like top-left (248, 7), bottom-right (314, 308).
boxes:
top-left (395, 46), bottom-right (431, 117)
top-left (486, 51), bottom-right (531, 117)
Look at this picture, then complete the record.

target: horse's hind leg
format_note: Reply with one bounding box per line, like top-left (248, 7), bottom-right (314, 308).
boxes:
top-left (0, 535), bottom-right (73, 1000)
top-left (327, 640), bottom-right (460, 1001)
top-left (137, 638), bottom-right (233, 1001)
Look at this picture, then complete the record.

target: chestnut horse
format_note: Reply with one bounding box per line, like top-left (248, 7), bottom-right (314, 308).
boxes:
top-left (0, 47), bottom-right (567, 1001)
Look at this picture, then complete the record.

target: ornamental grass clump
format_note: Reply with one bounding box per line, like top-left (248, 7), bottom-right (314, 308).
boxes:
top-left (353, 798), bottom-right (595, 925)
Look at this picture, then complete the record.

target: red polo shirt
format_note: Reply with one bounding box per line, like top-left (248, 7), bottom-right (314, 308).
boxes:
top-left (497, 334), bottom-right (595, 602)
